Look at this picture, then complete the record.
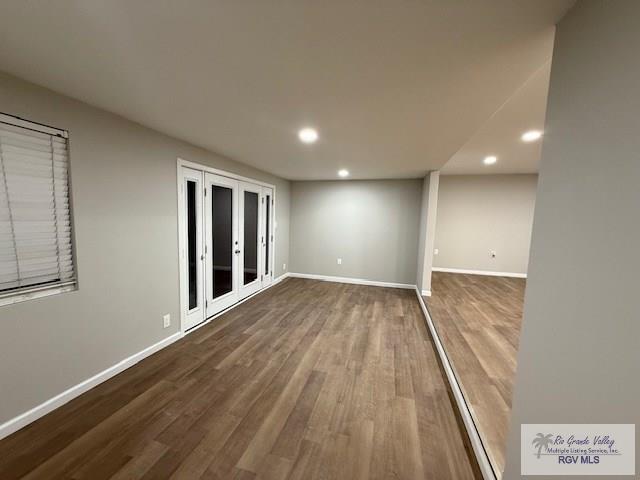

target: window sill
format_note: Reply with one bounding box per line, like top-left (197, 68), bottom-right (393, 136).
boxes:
top-left (0, 282), bottom-right (77, 307)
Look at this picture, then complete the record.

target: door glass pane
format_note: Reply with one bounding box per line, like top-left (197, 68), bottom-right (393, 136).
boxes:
top-left (187, 181), bottom-right (198, 310)
top-left (212, 185), bottom-right (233, 298)
top-left (265, 195), bottom-right (270, 276)
top-left (244, 191), bottom-right (259, 285)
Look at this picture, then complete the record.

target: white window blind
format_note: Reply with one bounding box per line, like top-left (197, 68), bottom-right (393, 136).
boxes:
top-left (0, 115), bottom-right (75, 296)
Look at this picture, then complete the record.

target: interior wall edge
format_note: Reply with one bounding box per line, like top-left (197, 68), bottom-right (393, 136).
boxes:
top-left (504, 1), bottom-right (640, 475)
top-left (416, 171), bottom-right (440, 294)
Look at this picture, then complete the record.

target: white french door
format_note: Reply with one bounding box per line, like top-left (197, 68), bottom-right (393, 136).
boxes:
top-left (179, 168), bottom-right (205, 331)
top-left (238, 182), bottom-right (262, 300)
top-left (261, 187), bottom-right (274, 287)
top-left (204, 173), bottom-right (239, 318)
top-left (179, 163), bottom-right (276, 332)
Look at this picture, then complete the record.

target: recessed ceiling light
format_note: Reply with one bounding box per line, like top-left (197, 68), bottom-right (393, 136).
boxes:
top-left (338, 169), bottom-right (349, 178)
top-left (298, 127), bottom-right (318, 144)
top-left (483, 155), bottom-right (497, 165)
top-left (521, 130), bottom-right (543, 142)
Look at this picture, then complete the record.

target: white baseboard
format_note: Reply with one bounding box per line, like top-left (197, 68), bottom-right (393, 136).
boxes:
top-left (0, 331), bottom-right (183, 441)
top-left (0, 273), bottom-right (289, 441)
top-left (421, 290), bottom-right (431, 297)
top-left (275, 272), bottom-right (290, 283)
top-left (414, 289), bottom-right (497, 480)
top-left (288, 272), bottom-right (415, 290)
top-left (0, 271), bottom-right (394, 441)
top-left (432, 267), bottom-right (527, 278)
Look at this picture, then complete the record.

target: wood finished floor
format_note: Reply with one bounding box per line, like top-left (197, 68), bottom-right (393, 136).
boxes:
top-left (0, 278), bottom-right (480, 480)
top-left (425, 272), bottom-right (525, 478)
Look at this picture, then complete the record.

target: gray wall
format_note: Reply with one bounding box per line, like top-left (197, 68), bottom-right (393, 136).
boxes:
top-left (0, 71), bottom-right (290, 425)
top-left (416, 172), bottom-right (439, 293)
top-left (434, 174), bottom-right (537, 274)
top-left (505, 1), bottom-right (640, 477)
top-left (290, 179), bottom-right (422, 285)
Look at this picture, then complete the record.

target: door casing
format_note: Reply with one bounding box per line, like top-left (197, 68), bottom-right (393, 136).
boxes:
top-left (261, 187), bottom-right (275, 288)
top-left (178, 167), bottom-right (205, 331)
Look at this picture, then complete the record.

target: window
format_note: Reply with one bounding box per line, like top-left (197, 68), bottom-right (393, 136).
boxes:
top-left (212, 184), bottom-right (233, 299)
top-left (0, 114), bottom-right (76, 305)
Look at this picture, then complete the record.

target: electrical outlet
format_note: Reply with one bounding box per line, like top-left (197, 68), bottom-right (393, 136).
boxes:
top-left (337, 258), bottom-right (342, 265)
top-left (434, 248), bottom-right (439, 255)
top-left (163, 314), bottom-right (171, 328)
top-left (282, 263), bottom-right (287, 271)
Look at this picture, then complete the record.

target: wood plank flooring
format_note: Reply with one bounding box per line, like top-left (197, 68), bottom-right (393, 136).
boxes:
top-left (424, 272), bottom-right (525, 478)
top-left (0, 278), bottom-right (480, 479)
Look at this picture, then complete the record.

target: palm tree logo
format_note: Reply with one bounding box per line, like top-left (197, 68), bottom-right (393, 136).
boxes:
top-left (532, 433), bottom-right (554, 459)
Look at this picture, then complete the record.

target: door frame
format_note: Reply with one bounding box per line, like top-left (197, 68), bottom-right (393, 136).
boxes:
top-left (261, 187), bottom-right (275, 287)
top-left (176, 158), bottom-right (277, 334)
top-left (177, 167), bottom-right (205, 331)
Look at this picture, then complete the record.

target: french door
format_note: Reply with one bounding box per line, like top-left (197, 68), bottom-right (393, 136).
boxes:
top-left (180, 168), bottom-right (205, 331)
top-left (205, 173), bottom-right (239, 317)
top-left (238, 182), bottom-right (262, 299)
top-left (261, 187), bottom-right (274, 288)
top-left (179, 165), bottom-right (275, 331)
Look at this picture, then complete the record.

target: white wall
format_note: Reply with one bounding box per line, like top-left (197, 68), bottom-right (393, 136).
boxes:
top-left (416, 172), bottom-right (439, 294)
top-left (505, 1), bottom-right (640, 477)
top-left (433, 174), bottom-right (537, 275)
top-left (290, 179), bottom-right (422, 285)
top-left (0, 71), bottom-right (290, 425)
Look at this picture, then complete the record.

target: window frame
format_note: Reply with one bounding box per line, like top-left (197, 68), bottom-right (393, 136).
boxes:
top-left (0, 112), bottom-right (78, 307)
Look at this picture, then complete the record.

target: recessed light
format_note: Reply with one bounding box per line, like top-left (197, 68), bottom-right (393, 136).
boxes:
top-left (483, 156), bottom-right (497, 165)
top-left (298, 127), bottom-right (318, 144)
top-left (338, 169), bottom-right (349, 178)
top-left (521, 130), bottom-right (543, 142)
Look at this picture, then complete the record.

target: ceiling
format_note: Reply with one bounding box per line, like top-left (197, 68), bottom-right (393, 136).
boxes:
top-left (0, 1), bottom-right (573, 180)
top-left (441, 60), bottom-right (551, 175)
